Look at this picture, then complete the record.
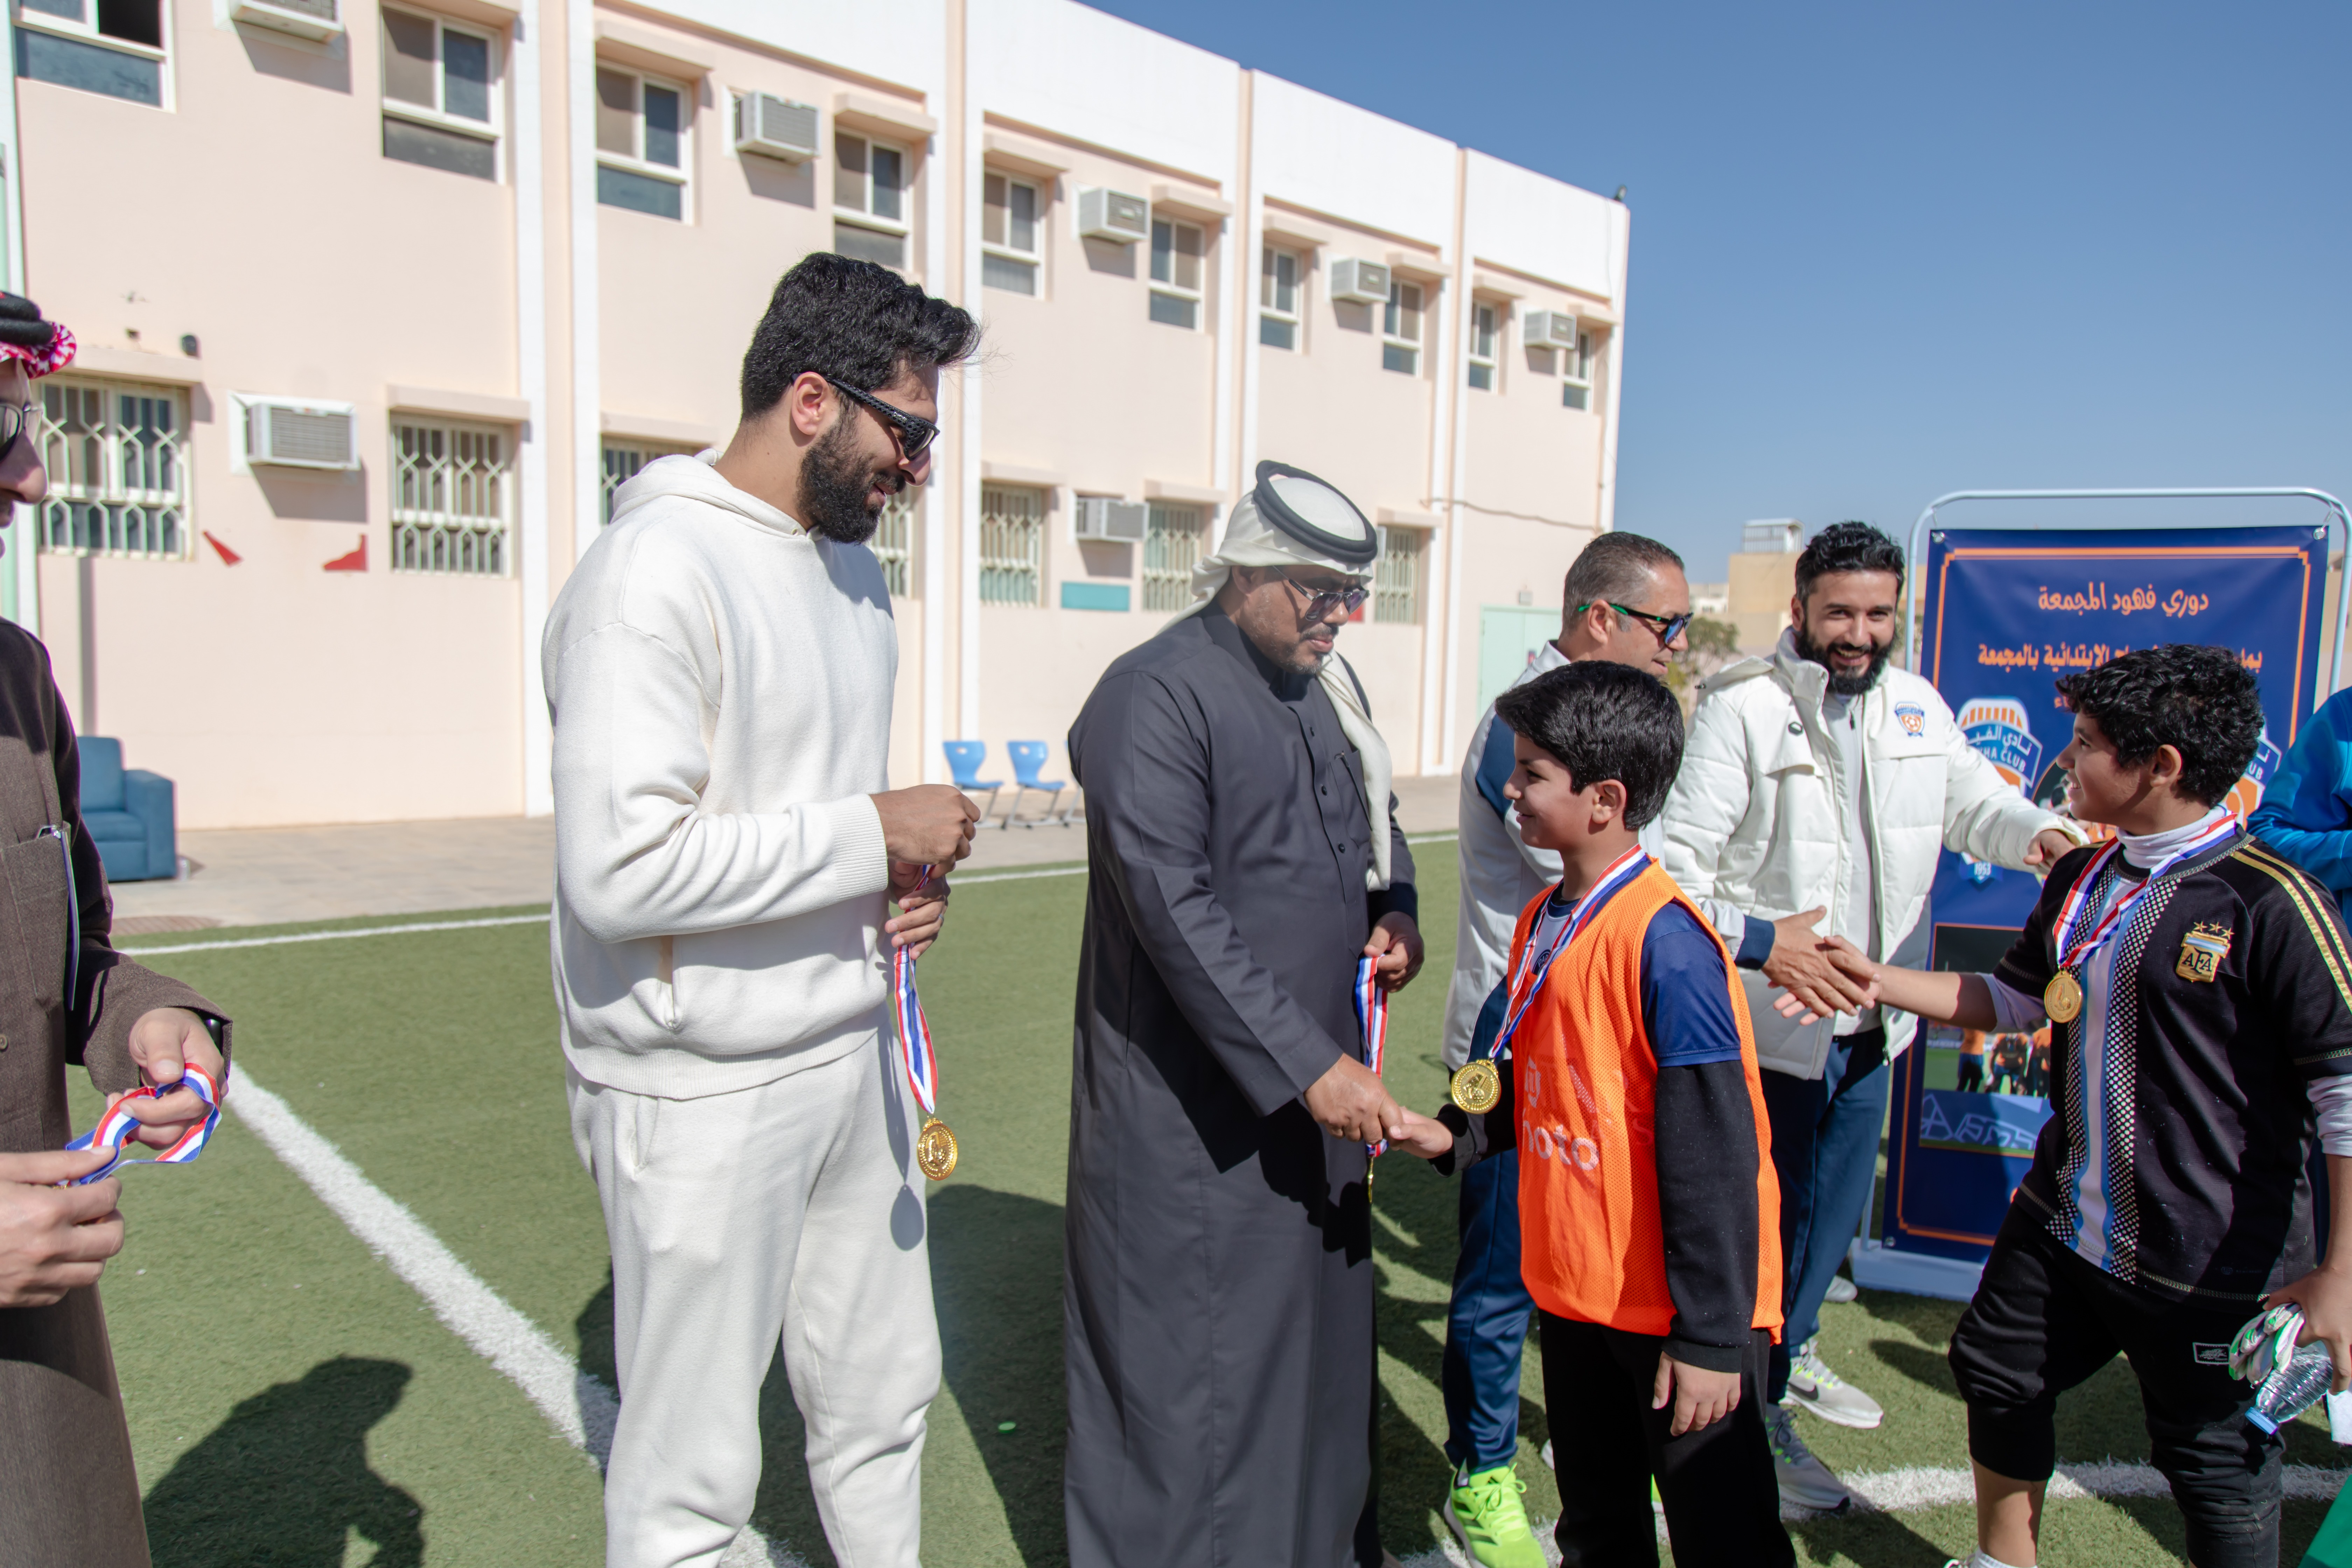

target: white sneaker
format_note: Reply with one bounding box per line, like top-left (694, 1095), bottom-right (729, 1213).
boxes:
top-left (1823, 1273), bottom-right (1859, 1304)
top-left (1764, 1404), bottom-right (1851, 1513)
top-left (1783, 1337), bottom-right (1884, 1429)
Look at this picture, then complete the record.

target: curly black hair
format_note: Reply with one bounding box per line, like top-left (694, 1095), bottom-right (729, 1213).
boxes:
top-left (739, 254), bottom-right (980, 420)
top-left (1492, 661), bottom-right (1686, 830)
top-left (1794, 520), bottom-right (1906, 602)
top-left (2053, 644), bottom-right (2263, 806)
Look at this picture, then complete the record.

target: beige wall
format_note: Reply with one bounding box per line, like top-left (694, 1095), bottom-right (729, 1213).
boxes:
top-left (1728, 551), bottom-right (1799, 653)
top-left (7, 0), bottom-right (1625, 827)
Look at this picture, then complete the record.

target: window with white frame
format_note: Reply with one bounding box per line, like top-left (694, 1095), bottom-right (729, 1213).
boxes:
top-left (982, 172), bottom-right (1041, 296)
top-left (979, 484), bottom-right (1044, 606)
top-left (1468, 302), bottom-right (1499, 391)
top-left (1382, 280), bottom-right (1423, 375)
top-left (1149, 218), bottom-right (1203, 330)
top-left (1142, 503), bottom-right (1203, 612)
top-left (596, 67), bottom-right (689, 220)
top-left (835, 133), bottom-right (909, 268)
top-left (382, 8), bottom-right (500, 181)
top-left (600, 441), bottom-right (696, 524)
top-left (392, 419), bottom-right (512, 576)
top-left (1373, 525), bottom-right (1424, 624)
top-left (1563, 329), bottom-right (1597, 411)
top-left (872, 488), bottom-right (917, 597)
top-left (1260, 246), bottom-right (1301, 350)
top-left (37, 378), bottom-right (187, 559)
top-left (14, 0), bottom-right (167, 108)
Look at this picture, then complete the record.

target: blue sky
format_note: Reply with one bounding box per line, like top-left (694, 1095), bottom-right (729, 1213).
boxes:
top-left (1089, 0), bottom-right (2352, 581)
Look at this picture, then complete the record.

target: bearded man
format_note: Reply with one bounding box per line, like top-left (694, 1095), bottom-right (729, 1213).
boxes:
top-left (546, 255), bottom-right (979, 1568)
top-left (1656, 521), bottom-right (2080, 1511)
top-left (1063, 462), bottom-right (1440, 1568)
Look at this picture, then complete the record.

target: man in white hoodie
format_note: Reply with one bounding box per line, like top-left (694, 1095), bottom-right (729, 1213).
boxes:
top-left (544, 254), bottom-right (981, 1568)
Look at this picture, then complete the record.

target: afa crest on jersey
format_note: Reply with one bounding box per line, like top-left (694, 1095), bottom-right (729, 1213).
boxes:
top-left (2177, 922), bottom-right (2232, 983)
top-left (1956, 696), bottom-right (2044, 792)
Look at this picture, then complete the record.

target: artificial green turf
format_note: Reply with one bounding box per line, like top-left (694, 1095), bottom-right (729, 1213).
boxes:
top-left (105, 861), bottom-right (2352, 1565)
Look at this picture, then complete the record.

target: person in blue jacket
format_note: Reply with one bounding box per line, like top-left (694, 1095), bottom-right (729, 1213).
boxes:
top-left (2249, 688), bottom-right (2352, 923)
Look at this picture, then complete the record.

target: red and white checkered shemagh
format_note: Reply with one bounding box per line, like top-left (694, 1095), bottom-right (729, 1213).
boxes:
top-left (0, 323), bottom-right (75, 378)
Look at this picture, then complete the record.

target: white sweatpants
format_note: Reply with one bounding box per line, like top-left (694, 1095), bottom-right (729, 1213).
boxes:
top-left (568, 1026), bottom-right (939, 1568)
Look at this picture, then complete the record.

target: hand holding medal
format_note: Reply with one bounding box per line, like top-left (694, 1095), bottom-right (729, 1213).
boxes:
top-left (891, 866), bottom-right (957, 1181)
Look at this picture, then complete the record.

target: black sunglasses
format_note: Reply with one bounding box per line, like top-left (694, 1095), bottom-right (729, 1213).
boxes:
top-left (1576, 600), bottom-right (1693, 647)
top-left (825, 378), bottom-right (939, 462)
top-left (0, 401), bottom-right (36, 457)
top-left (1282, 577), bottom-right (1370, 620)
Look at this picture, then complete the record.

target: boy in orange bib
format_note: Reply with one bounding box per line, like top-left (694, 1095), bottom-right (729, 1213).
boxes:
top-left (1484, 661), bottom-right (1793, 1564)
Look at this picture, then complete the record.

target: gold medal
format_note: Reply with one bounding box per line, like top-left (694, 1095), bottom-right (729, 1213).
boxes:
top-left (2043, 970), bottom-right (2084, 1025)
top-left (1450, 1059), bottom-right (1502, 1115)
top-left (915, 1116), bottom-right (959, 1181)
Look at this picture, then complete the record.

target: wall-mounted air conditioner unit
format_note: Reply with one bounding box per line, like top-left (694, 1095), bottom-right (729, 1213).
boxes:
top-left (734, 93), bottom-right (819, 163)
top-left (231, 0), bottom-right (342, 42)
top-left (1077, 188), bottom-right (1150, 245)
top-left (1074, 496), bottom-right (1147, 542)
top-left (1524, 310), bottom-right (1581, 350)
top-left (243, 398), bottom-right (358, 471)
top-left (1328, 259), bottom-right (1391, 304)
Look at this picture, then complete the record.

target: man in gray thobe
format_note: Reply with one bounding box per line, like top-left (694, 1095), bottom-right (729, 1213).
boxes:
top-left (1064, 462), bottom-right (1431, 1568)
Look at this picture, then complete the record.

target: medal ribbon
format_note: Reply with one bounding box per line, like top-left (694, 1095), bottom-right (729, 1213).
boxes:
top-left (1354, 954), bottom-right (1389, 1155)
top-left (2050, 814), bottom-right (2241, 973)
top-left (892, 867), bottom-right (938, 1119)
top-left (1486, 845), bottom-right (1652, 1063)
top-left (65, 1062), bottom-right (222, 1185)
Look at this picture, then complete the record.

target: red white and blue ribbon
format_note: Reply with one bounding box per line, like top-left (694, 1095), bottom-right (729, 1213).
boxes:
top-left (1354, 954), bottom-right (1389, 1155)
top-left (2050, 814), bottom-right (2241, 971)
top-left (65, 1062), bottom-right (222, 1185)
top-left (893, 867), bottom-right (938, 1118)
top-left (1486, 845), bottom-right (1652, 1063)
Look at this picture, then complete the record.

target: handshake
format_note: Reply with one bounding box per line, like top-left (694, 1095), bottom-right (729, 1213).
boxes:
top-left (1763, 906), bottom-right (1886, 1027)
top-left (1303, 1054), bottom-right (1455, 1157)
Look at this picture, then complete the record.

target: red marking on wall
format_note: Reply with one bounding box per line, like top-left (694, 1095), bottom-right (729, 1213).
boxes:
top-left (202, 531), bottom-right (241, 565)
top-left (323, 536), bottom-right (367, 573)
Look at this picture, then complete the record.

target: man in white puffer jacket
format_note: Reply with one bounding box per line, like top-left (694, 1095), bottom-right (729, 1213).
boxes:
top-left (1659, 523), bottom-right (2079, 1513)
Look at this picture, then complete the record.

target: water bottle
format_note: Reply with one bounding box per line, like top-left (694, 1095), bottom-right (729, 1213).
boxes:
top-left (2231, 1304), bottom-right (2343, 1435)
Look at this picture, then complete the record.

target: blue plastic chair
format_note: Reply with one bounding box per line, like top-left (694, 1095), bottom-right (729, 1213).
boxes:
top-left (78, 737), bottom-right (176, 881)
top-left (1005, 741), bottom-right (1073, 827)
top-left (942, 741), bottom-right (1003, 827)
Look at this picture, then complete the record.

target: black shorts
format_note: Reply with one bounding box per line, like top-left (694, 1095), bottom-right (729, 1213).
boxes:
top-left (1948, 1209), bottom-right (2282, 1568)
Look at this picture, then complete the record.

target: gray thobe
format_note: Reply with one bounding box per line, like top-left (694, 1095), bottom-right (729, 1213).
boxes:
top-left (1063, 604), bottom-right (1416, 1568)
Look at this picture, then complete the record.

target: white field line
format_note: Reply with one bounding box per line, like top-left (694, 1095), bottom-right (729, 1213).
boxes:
top-left (228, 1069), bottom-right (807, 1568)
top-left (1395, 1461), bottom-right (2351, 1567)
top-left (121, 912), bottom-right (551, 955)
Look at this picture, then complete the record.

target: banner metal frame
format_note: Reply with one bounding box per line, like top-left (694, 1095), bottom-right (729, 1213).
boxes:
top-left (1903, 487), bottom-right (2352, 708)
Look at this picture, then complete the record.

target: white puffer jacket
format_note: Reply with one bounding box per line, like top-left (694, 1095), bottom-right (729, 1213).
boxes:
top-left (1659, 632), bottom-right (2069, 1079)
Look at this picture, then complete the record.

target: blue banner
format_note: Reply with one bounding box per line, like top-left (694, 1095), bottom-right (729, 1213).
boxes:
top-left (1878, 524), bottom-right (2330, 1279)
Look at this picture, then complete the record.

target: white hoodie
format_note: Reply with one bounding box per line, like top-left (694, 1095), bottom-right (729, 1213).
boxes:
top-left (544, 453), bottom-right (896, 1099)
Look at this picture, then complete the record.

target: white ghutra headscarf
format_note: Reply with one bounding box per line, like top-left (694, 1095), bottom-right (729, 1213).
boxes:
top-left (1171, 462), bottom-right (1398, 890)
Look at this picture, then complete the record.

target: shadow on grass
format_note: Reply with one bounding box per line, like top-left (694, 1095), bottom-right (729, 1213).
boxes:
top-left (144, 1356), bottom-right (423, 1567)
top-left (1783, 1504), bottom-right (1963, 1566)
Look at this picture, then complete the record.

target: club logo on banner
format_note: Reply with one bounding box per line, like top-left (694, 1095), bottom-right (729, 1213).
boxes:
top-left (1880, 524), bottom-right (2328, 1287)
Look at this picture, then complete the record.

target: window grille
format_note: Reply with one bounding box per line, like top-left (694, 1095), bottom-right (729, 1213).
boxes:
top-left (600, 442), bottom-right (695, 524)
top-left (979, 484), bottom-right (1044, 606)
top-left (1373, 525), bottom-right (1424, 624)
top-left (392, 418), bottom-right (512, 576)
top-left (37, 378), bottom-right (188, 560)
top-left (1142, 504), bottom-right (1203, 612)
top-left (872, 488), bottom-right (917, 597)
top-left (1382, 280), bottom-right (1423, 376)
top-left (1150, 218), bottom-right (1202, 330)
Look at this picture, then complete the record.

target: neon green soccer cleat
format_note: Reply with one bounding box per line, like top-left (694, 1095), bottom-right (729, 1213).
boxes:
top-left (1442, 1463), bottom-right (1546, 1568)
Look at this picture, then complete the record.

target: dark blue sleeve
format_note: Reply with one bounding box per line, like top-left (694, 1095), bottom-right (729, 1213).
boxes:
top-left (1732, 916), bottom-right (1774, 969)
top-left (1473, 711), bottom-right (1517, 819)
top-left (1641, 903), bottom-right (1746, 1069)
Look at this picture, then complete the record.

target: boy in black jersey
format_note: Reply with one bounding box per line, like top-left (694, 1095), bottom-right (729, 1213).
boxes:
top-left (1796, 644), bottom-right (2352, 1568)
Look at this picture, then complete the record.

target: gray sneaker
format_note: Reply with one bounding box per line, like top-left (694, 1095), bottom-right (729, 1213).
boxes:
top-left (1783, 1336), bottom-right (1884, 1429)
top-left (1823, 1273), bottom-right (1859, 1304)
top-left (1764, 1404), bottom-right (1851, 1513)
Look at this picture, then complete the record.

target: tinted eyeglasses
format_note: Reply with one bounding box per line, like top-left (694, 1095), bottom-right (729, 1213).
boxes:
top-left (1575, 600), bottom-right (1693, 647)
top-left (825, 378), bottom-right (940, 462)
top-left (0, 401), bottom-right (36, 457)
top-left (1283, 577), bottom-right (1370, 620)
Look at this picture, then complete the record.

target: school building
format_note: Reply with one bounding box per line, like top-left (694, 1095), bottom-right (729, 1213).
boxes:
top-left (0, 0), bottom-right (1627, 827)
